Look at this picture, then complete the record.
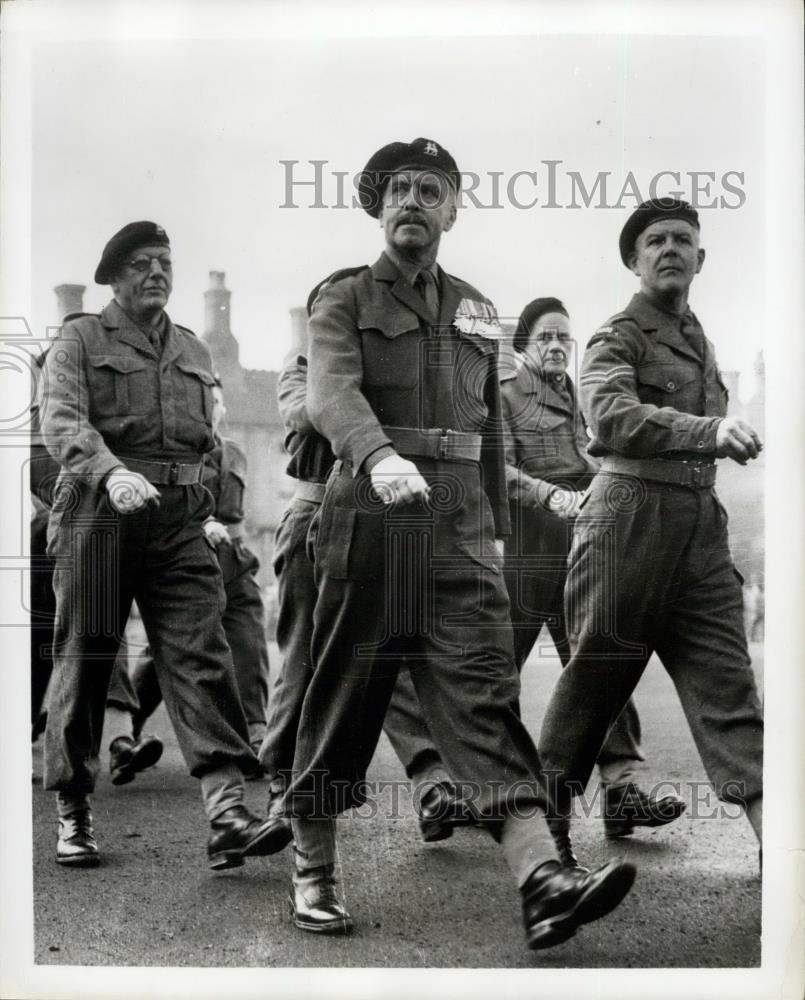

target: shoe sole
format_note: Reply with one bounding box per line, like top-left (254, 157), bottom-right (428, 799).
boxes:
top-left (56, 852), bottom-right (100, 868)
top-left (287, 897), bottom-right (354, 935)
top-left (111, 739), bottom-right (164, 786)
top-left (208, 820), bottom-right (293, 871)
top-left (604, 804), bottom-right (686, 838)
top-left (527, 862), bottom-right (637, 950)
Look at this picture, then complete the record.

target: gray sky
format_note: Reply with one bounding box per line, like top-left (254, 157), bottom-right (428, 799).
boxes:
top-left (29, 21), bottom-right (765, 384)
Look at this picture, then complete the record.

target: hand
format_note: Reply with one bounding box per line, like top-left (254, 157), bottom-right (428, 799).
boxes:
top-left (370, 454), bottom-right (431, 506)
top-left (203, 519), bottom-right (231, 546)
top-left (105, 469), bottom-right (160, 514)
top-left (546, 488), bottom-right (585, 520)
top-left (715, 416), bottom-right (763, 465)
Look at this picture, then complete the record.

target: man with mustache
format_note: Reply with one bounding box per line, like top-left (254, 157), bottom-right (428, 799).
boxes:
top-left (39, 221), bottom-right (290, 870)
top-left (282, 138), bottom-right (636, 948)
top-left (538, 200), bottom-right (764, 861)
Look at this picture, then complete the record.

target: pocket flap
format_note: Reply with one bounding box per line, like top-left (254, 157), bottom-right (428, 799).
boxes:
top-left (89, 354), bottom-right (147, 374)
top-left (358, 309), bottom-right (420, 339)
top-left (175, 360), bottom-right (216, 385)
top-left (637, 363), bottom-right (696, 393)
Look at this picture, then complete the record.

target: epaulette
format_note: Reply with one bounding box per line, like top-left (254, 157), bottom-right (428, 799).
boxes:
top-left (593, 312), bottom-right (631, 337)
top-left (306, 265), bottom-right (370, 316)
top-left (174, 323), bottom-right (197, 338)
top-left (62, 311), bottom-right (96, 324)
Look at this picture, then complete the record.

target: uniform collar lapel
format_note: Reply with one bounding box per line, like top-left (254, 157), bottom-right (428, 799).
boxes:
top-left (626, 292), bottom-right (702, 364)
top-left (101, 300), bottom-right (161, 359)
top-left (372, 252), bottom-right (436, 325)
top-left (517, 355), bottom-right (574, 411)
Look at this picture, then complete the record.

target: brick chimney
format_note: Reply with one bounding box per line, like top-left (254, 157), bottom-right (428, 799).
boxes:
top-left (54, 283), bottom-right (85, 321)
top-left (203, 271), bottom-right (239, 369)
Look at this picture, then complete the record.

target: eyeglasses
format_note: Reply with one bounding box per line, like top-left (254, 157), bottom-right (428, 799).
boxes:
top-left (125, 255), bottom-right (173, 273)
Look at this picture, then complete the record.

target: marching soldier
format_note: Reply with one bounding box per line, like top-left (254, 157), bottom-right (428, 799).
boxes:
top-left (281, 138), bottom-right (636, 948)
top-left (40, 221), bottom-right (290, 869)
top-left (105, 377), bottom-right (272, 779)
top-left (501, 296), bottom-right (685, 839)
top-left (538, 200), bottom-right (764, 856)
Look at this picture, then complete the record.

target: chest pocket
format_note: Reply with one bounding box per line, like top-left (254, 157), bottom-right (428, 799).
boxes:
top-left (87, 354), bottom-right (152, 416)
top-left (359, 309), bottom-right (421, 389)
top-left (636, 361), bottom-right (702, 412)
top-left (174, 360), bottom-right (215, 423)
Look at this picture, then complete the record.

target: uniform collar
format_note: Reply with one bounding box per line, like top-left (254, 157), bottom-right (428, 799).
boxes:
top-left (514, 351), bottom-right (575, 411)
top-left (100, 299), bottom-right (180, 362)
top-left (371, 252), bottom-right (458, 328)
top-left (624, 292), bottom-right (703, 364)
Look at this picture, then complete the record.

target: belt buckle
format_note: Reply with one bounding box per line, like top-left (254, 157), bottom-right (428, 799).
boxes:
top-left (169, 462), bottom-right (180, 485)
top-left (438, 431), bottom-right (450, 459)
top-left (689, 463), bottom-right (704, 487)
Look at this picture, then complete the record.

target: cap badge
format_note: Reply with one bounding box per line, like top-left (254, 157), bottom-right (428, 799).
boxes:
top-left (423, 141), bottom-right (439, 156)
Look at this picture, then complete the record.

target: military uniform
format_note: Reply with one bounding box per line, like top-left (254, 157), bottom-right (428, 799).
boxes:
top-left (109, 435), bottom-right (271, 748)
top-left (285, 252), bottom-right (549, 821)
top-left (538, 292), bottom-right (764, 810)
top-left (262, 350), bottom-right (459, 795)
top-left (41, 300), bottom-right (254, 793)
top-left (500, 355), bottom-right (644, 787)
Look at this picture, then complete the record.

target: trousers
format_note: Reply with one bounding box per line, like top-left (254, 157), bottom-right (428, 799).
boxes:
top-left (284, 461), bottom-right (547, 820)
top-left (108, 540), bottom-right (270, 747)
top-left (44, 480), bottom-right (254, 792)
top-left (539, 475), bottom-right (764, 810)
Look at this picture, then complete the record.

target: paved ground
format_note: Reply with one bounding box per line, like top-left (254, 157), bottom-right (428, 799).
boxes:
top-left (31, 641), bottom-right (762, 970)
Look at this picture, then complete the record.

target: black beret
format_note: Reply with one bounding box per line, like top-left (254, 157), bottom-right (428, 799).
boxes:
top-left (94, 221), bottom-right (170, 284)
top-left (619, 199), bottom-right (699, 266)
top-left (357, 138), bottom-right (460, 218)
top-left (513, 297), bottom-right (569, 352)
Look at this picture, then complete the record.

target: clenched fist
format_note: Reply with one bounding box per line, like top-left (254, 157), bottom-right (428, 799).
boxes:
top-left (370, 454), bottom-right (431, 506)
top-left (105, 468), bottom-right (160, 514)
top-left (715, 416), bottom-right (763, 465)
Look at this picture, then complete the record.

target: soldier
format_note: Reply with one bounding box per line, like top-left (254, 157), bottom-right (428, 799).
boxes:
top-left (538, 200), bottom-right (764, 855)
top-left (261, 348), bottom-right (473, 843)
top-left (40, 221), bottom-right (290, 869)
top-left (501, 296), bottom-right (685, 840)
top-left (104, 376), bottom-right (272, 779)
top-left (281, 138), bottom-right (636, 948)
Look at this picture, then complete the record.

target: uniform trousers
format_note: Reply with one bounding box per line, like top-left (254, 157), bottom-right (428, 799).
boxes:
top-left (538, 474), bottom-right (764, 812)
top-left (108, 539), bottom-right (270, 747)
top-left (30, 507), bottom-right (56, 727)
top-left (285, 459), bottom-right (548, 822)
top-left (44, 480), bottom-right (254, 794)
top-left (503, 497), bottom-right (643, 787)
top-left (260, 497), bottom-right (449, 791)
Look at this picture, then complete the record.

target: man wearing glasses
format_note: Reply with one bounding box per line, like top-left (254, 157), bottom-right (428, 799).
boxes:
top-left (39, 221), bottom-right (290, 870)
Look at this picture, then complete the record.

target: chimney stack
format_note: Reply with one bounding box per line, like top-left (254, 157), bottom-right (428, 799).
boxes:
top-left (202, 271), bottom-right (239, 369)
top-left (54, 283), bottom-right (86, 321)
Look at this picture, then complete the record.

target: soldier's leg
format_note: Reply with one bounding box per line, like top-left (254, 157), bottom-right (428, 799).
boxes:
top-left (129, 645), bottom-right (162, 737)
top-left (137, 484), bottom-right (290, 867)
top-left (259, 500), bottom-right (319, 792)
top-left (136, 486), bottom-right (254, 789)
top-left (382, 664), bottom-right (449, 784)
top-left (44, 495), bottom-right (136, 795)
top-left (656, 494), bottom-right (763, 842)
top-left (30, 509), bottom-right (56, 734)
top-left (218, 541), bottom-right (270, 748)
top-left (538, 477), bottom-right (670, 816)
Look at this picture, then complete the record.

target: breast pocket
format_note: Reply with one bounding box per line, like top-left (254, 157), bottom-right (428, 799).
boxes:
top-left (174, 360), bottom-right (215, 423)
top-left (87, 355), bottom-right (152, 416)
top-left (636, 362), bottom-right (699, 410)
top-left (359, 309), bottom-right (421, 389)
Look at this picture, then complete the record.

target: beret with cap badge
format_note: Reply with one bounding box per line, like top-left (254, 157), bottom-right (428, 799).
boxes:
top-left (357, 138), bottom-right (460, 218)
top-left (94, 221), bottom-right (170, 284)
top-left (619, 199), bottom-right (699, 267)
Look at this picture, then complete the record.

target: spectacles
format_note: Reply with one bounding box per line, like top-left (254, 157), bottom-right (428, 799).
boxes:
top-left (125, 255), bottom-right (173, 273)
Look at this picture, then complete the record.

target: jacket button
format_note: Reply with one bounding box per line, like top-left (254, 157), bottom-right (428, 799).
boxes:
top-left (667, 381), bottom-right (676, 390)
top-left (697, 441), bottom-right (704, 448)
